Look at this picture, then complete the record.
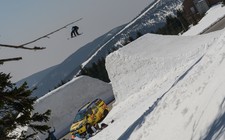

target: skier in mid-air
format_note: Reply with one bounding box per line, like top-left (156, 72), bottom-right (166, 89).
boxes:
top-left (71, 25), bottom-right (80, 38)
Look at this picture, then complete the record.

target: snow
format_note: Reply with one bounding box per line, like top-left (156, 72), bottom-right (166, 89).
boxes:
top-left (27, 76), bottom-right (114, 139)
top-left (16, 0), bottom-right (183, 98)
top-left (106, 32), bottom-right (219, 104)
top-left (14, 2), bottom-right (225, 140)
top-left (80, 0), bottom-right (163, 69)
top-left (90, 28), bottom-right (225, 139)
top-left (91, 6), bottom-right (225, 138)
top-left (183, 4), bottom-right (225, 36)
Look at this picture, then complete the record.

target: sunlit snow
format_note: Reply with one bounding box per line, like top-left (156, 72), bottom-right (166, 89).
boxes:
top-left (23, 3), bottom-right (225, 140)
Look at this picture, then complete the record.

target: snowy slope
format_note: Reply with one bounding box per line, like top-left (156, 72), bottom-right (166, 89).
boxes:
top-left (183, 4), bottom-right (225, 36)
top-left (27, 76), bottom-right (114, 139)
top-left (119, 0), bottom-right (183, 35)
top-left (20, 3), bottom-right (225, 140)
top-left (81, 0), bottom-right (183, 69)
top-left (16, 65), bottom-right (57, 88)
top-left (91, 29), bottom-right (225, 140)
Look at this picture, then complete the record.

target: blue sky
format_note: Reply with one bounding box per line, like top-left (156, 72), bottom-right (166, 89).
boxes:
top-left (0, 0), bottom-right (153, 81)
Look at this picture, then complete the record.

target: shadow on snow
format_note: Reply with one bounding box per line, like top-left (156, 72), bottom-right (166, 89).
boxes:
top-left (201, 98), bottom-right (225, 140)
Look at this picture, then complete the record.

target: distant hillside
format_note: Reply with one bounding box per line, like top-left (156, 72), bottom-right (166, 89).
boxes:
top-left (16, 65), bottom-right (57, 88)
top-left (17, 25), bottom-right (124, 98)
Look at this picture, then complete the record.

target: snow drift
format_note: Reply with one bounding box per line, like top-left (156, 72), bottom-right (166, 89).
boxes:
top-left (91, 29), bottom-right (225, 140)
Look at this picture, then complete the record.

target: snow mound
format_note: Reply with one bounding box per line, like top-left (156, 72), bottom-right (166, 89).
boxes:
top-left (28, 76), bottom-right (114, 139)
top-left (92, 29), bottom-right (225, 140)
top-left (106, 32), bottom-right (220, 104)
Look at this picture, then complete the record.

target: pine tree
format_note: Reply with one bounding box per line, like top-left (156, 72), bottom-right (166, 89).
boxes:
top-left (136, 31), bottom-right (143, 38)
top-left (79, 58), bottom-right (110, 83)
top-left (128, 36), bottom-right (134, 42)
top-left (0, 72), bottom-right (51, 140)
top-left (176, 10), bottom-right (189, 31)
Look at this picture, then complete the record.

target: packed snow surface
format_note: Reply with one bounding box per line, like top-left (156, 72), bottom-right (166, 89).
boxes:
top-left (183, 4), bottom-right (225, 36)
top-left (91, 29), bottom-right (225, 140)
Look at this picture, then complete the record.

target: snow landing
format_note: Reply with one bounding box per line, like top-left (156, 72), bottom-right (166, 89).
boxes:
top-left (91, 29), bottom-right (225, 140)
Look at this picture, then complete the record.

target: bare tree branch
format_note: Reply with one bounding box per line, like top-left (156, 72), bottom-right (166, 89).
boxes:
top-left (0, 44), bottom-right (45, 50)
top-left (0, 18), bottom-right (83, 50)
top-left (0, 57), bottom-right (22, 65)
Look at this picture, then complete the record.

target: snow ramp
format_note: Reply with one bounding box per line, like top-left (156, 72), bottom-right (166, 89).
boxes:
top-left (92, 30), bottom-right (225, 140)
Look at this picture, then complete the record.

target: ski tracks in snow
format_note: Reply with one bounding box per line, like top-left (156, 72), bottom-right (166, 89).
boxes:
top-left (118, 54), bottom-right (205, 140)
top-left (118, 33), bottom-right (225, 139)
